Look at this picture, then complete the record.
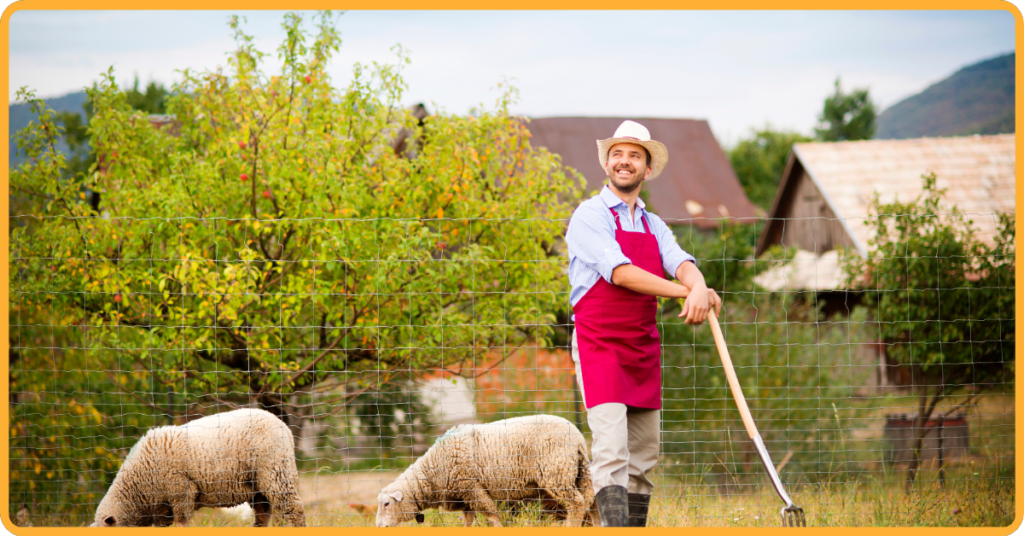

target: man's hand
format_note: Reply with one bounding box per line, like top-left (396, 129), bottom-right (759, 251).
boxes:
top-left (678, 284), bottom-right (722, 325)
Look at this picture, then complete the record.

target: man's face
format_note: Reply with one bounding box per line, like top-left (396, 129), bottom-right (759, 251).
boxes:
top-left (605, 142), bottom-right (651, 194)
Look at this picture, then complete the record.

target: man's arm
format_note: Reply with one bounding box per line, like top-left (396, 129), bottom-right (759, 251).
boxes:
top-left (566, 203), bottom-right (633, 287)
top-left (611, 261), bottom-right (721, 324)
top-left (611, 264), bottom-right (690, 299)
top-left (675, 261), bottom-right (721, 325)
top-left (611, 212), bottom-right (722, 324)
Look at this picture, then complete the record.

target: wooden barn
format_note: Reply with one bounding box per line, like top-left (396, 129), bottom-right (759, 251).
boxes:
top-left (754, 134), bottom-right (1016, 292)
top-left (753, 134), bottom-right (1016, 393)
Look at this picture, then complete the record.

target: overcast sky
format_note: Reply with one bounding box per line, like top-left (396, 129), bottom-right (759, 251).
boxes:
top-left (7, 9), bottom-right (1016, 146)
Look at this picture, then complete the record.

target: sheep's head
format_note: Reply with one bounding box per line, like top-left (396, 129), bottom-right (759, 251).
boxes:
top-left (90, 495), bottom-right (142, 527)
top-left (90, 483), bottom-right (170, 527)
top-left (375, 489), bottom-right (424, 527)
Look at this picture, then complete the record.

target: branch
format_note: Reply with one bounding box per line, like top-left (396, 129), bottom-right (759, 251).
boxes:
top-left (433, 343), bottom-right (526, 379)
top-left (275, 325), bottom-right (351, 391)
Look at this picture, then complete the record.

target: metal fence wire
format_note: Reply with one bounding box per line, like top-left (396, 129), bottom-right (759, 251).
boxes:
top-left (8, 212), bottom-right (1015, 527)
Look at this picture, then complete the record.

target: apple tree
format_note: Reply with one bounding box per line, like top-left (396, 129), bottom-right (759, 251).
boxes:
top-left (10, 10), bottom-right (584, 465)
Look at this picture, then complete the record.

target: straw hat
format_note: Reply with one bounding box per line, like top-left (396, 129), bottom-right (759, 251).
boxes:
top-left (597, 120), bottom-right (669, 180)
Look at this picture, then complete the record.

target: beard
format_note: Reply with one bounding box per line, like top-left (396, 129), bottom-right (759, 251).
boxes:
top-left (608, 165), bottom-right (644, 194)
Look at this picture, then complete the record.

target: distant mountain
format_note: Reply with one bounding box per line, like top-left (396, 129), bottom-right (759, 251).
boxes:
top-left (875, 52), bottom-right (1014, 139)
top-left (9, 90), bottom-right (88, 168)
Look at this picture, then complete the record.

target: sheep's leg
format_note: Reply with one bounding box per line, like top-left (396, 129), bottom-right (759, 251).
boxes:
top-left (266, 489), bottom-right (306, 527)
top-left (540, 495), bottom-right (563, 522)
top-left (587, 502), bottom-right (602, 527)
top-left (543, 488), bottom-right (587, 527)
top-left (171, 505), bottom-right (193, 527)
top-left (252, 493), bottom-right (272, 527)
top-left (463, 510), bottom-right (476, 527)
top-left (172, 481), bottom-right (199, 527)
top-left (467, 487), bottom-right (502, 527)
top-left (564, 491), bottom-right (589, 527)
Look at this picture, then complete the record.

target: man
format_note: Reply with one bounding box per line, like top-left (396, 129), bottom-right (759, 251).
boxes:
top-left (565, 120), bottom-right (722, 527)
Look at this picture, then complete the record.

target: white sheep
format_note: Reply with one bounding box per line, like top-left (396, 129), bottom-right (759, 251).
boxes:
top-left (90, 408), bottom-right (305, 527)
top-left (375, 414), bottom-right (597, 527)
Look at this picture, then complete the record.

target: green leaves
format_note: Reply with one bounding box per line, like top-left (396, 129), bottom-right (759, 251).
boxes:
top-left (10, 12), bottom-right (585, 413)
top-left (814, 77), bottom-right (878, 142)
top-left (845, 173), bottom-right (1014, 384)
top-left (729, 128), bottom-right (811, 211)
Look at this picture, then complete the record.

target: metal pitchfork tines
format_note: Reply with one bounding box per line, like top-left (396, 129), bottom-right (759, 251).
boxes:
top-left (708, 309), bottom-right (807, 527)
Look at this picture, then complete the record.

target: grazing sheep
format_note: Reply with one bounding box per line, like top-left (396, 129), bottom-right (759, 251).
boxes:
top-left (91, 408), bottom-right (305, 527)
top-left (375, 414), bottom-right (598, 527)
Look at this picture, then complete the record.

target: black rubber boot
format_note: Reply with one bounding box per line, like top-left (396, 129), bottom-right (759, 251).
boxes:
top-left (627, 493), bottom-right (651, 527)
top-left (596, 485), bottom-right (629, 527)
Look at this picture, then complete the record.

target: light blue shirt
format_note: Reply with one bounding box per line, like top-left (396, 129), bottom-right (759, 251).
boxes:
top-left (566, 185), bottom-right (696, 309)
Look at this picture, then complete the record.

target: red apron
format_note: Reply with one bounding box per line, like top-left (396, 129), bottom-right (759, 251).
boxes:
top-left (573, 208), bottom-right (664, 410)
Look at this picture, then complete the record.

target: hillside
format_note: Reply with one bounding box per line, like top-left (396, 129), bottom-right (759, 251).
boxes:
top-left (9, 90), bottom-right (88, 168)
top-left (875, 52), bottom-right (1014, 139)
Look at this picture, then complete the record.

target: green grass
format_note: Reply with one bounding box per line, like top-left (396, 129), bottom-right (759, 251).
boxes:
top-left (18, 462), bottom-right (1013, 528)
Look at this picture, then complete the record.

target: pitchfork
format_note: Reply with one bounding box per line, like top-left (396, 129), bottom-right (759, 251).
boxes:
top-left (707, 309), bottom-right (807, 527)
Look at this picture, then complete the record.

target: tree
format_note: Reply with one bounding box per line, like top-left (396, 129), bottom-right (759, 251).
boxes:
top-left (49, 77), bottom-right (171, 212)
top-left (10, 9), bottom-right (584, 457)
top-left (814, 78), bottom-right (877, 142)
top-left (728, 126), bottom-right (811, 210)
top-left (122, 76), bottom-right (171, 114)
top-left (842, 173), bottom-right (1015, 489)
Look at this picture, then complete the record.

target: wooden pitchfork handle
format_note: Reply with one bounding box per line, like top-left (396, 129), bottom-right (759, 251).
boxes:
top-left (707, 309), bottom-right (806, 527)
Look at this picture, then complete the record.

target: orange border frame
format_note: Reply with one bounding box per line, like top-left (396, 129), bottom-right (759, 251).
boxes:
top-left (0, 2), bottom-right (1020, 535)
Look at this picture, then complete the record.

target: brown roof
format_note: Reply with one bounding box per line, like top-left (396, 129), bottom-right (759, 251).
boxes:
top-left (526, 117), bottom-right (758, 228)
top-left (758, 133), bottom-right (1016, 258)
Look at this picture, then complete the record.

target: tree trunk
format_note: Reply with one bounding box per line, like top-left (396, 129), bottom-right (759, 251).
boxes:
top-left (905, 386), bottom-right (945, 491)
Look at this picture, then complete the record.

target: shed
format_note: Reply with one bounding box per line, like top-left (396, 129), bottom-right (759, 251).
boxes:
top-left (754, 134), bottom-right (1016, 291)
top-left (526, 117), bottom-right (758, 228)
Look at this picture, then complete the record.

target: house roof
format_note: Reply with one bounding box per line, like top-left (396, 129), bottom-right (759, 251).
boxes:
top-left (758, 133), bottom-right (1016, 257)
top-left (526, 117), bottom-right (758, 228)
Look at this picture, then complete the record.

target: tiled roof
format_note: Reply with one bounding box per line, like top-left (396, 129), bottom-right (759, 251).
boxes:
top-left (794, 133), bottom-right (1015, 256)
top-left (527, 117), bottom-right (759, 228)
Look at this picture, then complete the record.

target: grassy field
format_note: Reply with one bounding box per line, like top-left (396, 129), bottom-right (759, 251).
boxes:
top-left (17, 459), bottom-right (1013, 528)
top-left (177, 462), bottom-right (1015, 528)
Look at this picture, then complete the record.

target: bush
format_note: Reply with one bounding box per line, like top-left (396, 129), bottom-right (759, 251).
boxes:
top-left (841, 172), bottom-right (1014, 487)
top-left (660, 290), bottom-right (872, 486)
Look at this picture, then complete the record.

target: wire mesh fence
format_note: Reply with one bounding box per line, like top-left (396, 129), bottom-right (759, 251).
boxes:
top-left (8, 208), bottom-right (1015, 527)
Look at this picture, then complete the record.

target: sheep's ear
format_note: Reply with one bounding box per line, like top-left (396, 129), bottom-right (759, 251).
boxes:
top-left (103, 516), bottom-right (116, 526)
top-left (389, 490), bottom-right (403, 502)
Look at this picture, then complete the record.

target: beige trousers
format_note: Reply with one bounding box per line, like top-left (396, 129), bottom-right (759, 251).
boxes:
top-left (572, 329), bottom-right (660, 495)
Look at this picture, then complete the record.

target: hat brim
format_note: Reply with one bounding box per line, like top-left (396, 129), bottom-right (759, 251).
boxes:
top-left (597, 137), bottom-right (668, 180)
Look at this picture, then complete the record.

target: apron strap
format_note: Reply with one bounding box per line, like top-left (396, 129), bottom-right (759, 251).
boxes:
top-left (608, 207), bottom-right (651, 234)
top-left (608, 207), bottom-right (622, 231)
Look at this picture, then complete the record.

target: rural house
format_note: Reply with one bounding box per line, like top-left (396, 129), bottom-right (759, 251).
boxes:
top-left (754, 134), bottom-right (1015, 293)
top-left (526, 117), bottom-right (759, 228)
top-left (754, 133), bottom-right (1015, 394)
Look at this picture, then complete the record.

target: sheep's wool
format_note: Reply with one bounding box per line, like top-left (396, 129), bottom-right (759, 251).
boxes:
top-left (92, 408), bottom-right (305, 527)
top-left (377, 414), bottom-right (597, 527)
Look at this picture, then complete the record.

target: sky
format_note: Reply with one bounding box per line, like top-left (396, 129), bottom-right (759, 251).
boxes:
top-left (6, 9), bottom-right (1017, 147)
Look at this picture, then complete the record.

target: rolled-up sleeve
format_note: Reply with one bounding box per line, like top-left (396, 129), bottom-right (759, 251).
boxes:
top-left (566, 204), bottom-right (631, 283)
top-left (646, 212), bottom-right (696, 279)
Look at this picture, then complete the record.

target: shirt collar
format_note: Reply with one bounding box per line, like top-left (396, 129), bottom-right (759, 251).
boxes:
top-left (600, 184), bottom-right (646, 211)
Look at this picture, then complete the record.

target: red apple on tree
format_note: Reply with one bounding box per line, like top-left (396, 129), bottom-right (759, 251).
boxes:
top-left (263, 190), bottom-right (271, 199)
top-left (239, 140), bottom-right (246, 149)
top-left (113, 294), bottom-right (122, 303)
top-left (240, 173), bottom-right (248, 182)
